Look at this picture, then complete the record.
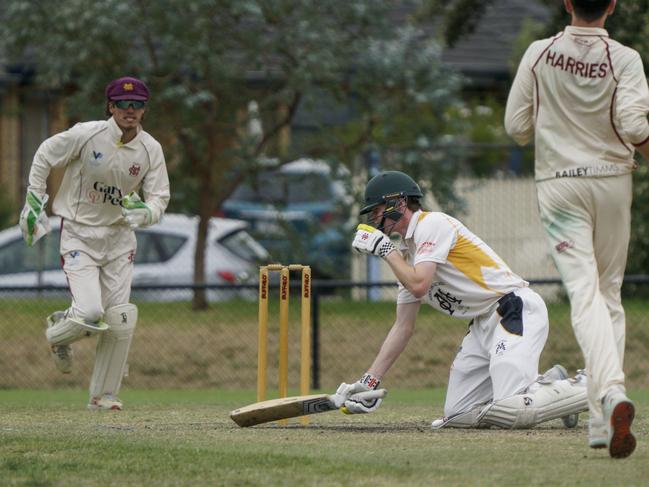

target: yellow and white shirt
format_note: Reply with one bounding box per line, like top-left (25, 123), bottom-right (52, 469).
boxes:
top-left (397, 211), bottom-right (527, 318)
top-left (505, 26), bottom-right (649, 182)
top-left (28, 117), bottom-right (169, 226)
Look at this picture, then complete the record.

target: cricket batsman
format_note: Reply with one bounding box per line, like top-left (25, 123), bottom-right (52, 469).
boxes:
top-left (332, 171), bottom-right (587, 430)
top-left (20, 76), bottom-right (170, 410)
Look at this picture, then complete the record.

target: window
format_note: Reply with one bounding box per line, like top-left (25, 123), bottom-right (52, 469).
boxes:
top-left (135, 231), bottom-right (187, 264)
top-left (0, 231), bottom-right (61, 275)
top-left (218, 230), bottom-right (268, 262)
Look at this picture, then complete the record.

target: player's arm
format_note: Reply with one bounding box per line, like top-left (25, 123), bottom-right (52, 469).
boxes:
top-left (615, 52), bottom-right (649, 162)
top-left (366, 301), bottom-right (421, 378)
top-left (504, 44), bottom-right (536, 145)
top-left (140, 141), bottom-right (170, 225)
top-left (384, 254), bottom-right (437, 299)
top-left (330, 301), bottom-right (420, 413)
top-left (122, 141), bottom-right (170, 229)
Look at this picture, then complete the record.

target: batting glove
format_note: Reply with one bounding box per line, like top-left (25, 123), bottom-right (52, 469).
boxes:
top-left (352, 224), bottom-right (395, 259)
top-left (331, 373), bottom-right (385, 414)
top-left (121, 192), bottom-right (153, 229)
top-left (19, 191), bottom-right (51, 246)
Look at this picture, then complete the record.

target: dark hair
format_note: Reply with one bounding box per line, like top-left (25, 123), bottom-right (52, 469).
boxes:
top-left (572, 0), bottom-right (612, 22)
top-left (406, 196), bottom-right (422, 212)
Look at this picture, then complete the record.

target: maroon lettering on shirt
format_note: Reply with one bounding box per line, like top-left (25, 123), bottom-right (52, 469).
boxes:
top-left (545, 49), bottom-right (608, 78)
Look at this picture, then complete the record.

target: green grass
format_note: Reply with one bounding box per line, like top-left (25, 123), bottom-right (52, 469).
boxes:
top-left (1, 389), bottom-right (648, 486)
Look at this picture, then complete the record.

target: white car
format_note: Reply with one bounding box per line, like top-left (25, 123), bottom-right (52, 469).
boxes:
top-left (0, 213), bottom-right (269, 301)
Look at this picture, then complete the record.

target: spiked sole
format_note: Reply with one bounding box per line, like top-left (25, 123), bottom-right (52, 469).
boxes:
top-left (608, 401), bottom-right (636, 459)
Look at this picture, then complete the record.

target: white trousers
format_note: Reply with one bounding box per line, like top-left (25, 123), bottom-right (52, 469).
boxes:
top-left (60, 219), bottom-right (136, 321)
top-left (536, 175), bottom-right (631, 423)
top-left (444, 287), bottom-right (549, 416)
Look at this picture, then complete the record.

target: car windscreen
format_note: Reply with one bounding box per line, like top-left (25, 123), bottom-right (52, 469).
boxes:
top-left (135, 231), bottom-right (187, 264)
top-left (0, 232), bottom-right (61, 274)
top-left (217, 229), bottom-right (269, 262)
top-left (230, 172), bottom-right (333, 204)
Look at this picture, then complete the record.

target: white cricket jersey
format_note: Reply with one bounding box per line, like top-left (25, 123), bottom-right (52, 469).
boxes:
top-left (397, 211), bottom-right (527, 318)
top-left (27, 117), bottom-right (170, 226)
top-left (505, 26), bottom-right (649, 182)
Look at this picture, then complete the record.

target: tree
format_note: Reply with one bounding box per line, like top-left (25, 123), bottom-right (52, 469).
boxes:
top-left (2, 0), bottom-right (462, 309)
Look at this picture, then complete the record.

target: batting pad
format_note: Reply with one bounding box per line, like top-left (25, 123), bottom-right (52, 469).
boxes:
top-left (479, 379), bottom-right (588, 429)
top-left (46, 312), bottom-right (109, 346)
top-left (89, 304), bottom-right (137, 398)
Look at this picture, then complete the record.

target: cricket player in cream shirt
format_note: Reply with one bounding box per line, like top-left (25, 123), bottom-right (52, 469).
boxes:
top-left (331, 171), bottom-right (587, 432)
top-left (505, 0), bottom-right (647, 458)
top-left (20, 76), bottom-right (169, 411)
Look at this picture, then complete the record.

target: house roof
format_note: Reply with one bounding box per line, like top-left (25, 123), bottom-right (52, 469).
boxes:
top-left (441, 0), bottom-right (552, 87)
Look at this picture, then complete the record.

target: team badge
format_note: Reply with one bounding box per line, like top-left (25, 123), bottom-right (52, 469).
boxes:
top-left (128, 163), bottom-right (141, 176)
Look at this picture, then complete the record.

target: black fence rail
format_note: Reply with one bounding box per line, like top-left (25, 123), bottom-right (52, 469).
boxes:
top-left (1, 277), bottom-right (649, 391)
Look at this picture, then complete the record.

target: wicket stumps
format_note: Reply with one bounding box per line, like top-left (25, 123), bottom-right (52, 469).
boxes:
top-left (257, 264), bottom-right (312, 423)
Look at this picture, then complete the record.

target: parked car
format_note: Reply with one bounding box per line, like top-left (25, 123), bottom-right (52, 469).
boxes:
top-left (219, 158), bottom-right (353, 278)
top-left (0, 213), bottom-right (269, 301)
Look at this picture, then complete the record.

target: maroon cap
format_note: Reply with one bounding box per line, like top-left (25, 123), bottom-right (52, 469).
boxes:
top-left (105, 77), bottom-right (149, 101)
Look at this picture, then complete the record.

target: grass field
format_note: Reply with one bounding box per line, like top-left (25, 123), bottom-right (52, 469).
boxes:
top-left (1, 388), bottom-right (648, 486)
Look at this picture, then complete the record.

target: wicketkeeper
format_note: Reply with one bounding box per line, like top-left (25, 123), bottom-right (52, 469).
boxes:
top-left (20, 76), bottom-right (170, 411)
top-left (332, 171), bottom-right (587, 429)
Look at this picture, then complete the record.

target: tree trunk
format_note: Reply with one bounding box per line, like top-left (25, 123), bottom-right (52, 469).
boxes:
top-left (191, 170), bottom-right (214, 310)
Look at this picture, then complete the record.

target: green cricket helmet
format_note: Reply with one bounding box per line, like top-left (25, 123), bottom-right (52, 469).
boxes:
top-left (360, 171), bottom-right (423, 215)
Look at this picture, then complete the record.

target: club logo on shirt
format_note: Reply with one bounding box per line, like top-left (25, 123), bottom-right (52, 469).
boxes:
top-left (92, 151), bottom-right (103, 160)
top-left (555, 240), bottom-right (575, 254)
top-left (128, 163), bottom-right (141, 177)
top-left (495, 339), bottom-right (507, 356)
top-left (88, 181), bottom-right (124, 206)
top-left (416, 241), bottom-right (436, 255)
top-left (432, 288), bottom-right (463, 316)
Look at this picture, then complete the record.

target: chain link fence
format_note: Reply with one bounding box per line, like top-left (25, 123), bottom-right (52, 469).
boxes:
top-left (2, 278), bottom-right (649, 391)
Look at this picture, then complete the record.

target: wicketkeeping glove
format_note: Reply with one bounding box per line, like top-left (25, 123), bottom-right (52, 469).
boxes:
top-left (352, 224), bottom-right (395, 259)
top-left (19, 191), bottom-right (51, 246)
top-left (331, 373), bottom-right (386, 414)
top-left (121, 192), bottom-right (153, 230)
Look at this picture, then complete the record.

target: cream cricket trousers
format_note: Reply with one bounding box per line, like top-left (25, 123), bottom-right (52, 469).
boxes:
top-left (444, 287), bottom-right (549, 416)
top-left (536, 174), bottom-right (631, 423)
top-left (60, 219), bottom-right (136, 321)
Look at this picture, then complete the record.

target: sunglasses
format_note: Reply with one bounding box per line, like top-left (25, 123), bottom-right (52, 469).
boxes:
top-left (112, 100), bottom-right (146, 110)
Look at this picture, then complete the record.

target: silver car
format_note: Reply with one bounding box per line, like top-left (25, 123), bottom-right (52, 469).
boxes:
top-left (0, 213), bottom-right (269, 301)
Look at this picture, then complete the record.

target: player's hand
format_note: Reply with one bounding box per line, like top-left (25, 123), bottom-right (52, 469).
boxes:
top-left (330, 373), bottom-right (382, 408)
top-left (352, 224), bottom-right (395, 258)
top-left (342, 389), bottom-right (386, 414)
top-left (19, 191), bottom-right (51, 246)
top-left (121, 192), bottom-right (153, 229)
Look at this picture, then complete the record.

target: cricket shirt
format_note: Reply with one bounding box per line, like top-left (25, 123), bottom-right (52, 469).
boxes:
top-left (505, 26), bottom-right (649, 182)
top-left (28, 116), bottom-right (169, 226)
top-left (397, 211), bottom-right (527, 318)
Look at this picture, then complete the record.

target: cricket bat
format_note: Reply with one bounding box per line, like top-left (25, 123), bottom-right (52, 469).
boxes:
top-left (230, 389), bottom-right (387, 427)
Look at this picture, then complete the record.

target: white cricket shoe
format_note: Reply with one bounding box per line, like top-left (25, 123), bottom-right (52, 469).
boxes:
top-left (88, 394), bottom-right (123, 411)
top-left (47, 311), bottom-right (73, 374)
top-left (538, 364), bottom-right (579, 428)
top-left (602, 388), bottom-right (636, 459)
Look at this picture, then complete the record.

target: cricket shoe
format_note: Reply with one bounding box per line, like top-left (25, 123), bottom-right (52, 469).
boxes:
top-left (88, 394), bottom-right (123, 411)
top-left (602, 388), bottom-right (636, 459)
top-left (47, 311), bottom-right (73, 374)
top-left (538, 364), bottom-right (579, 428)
